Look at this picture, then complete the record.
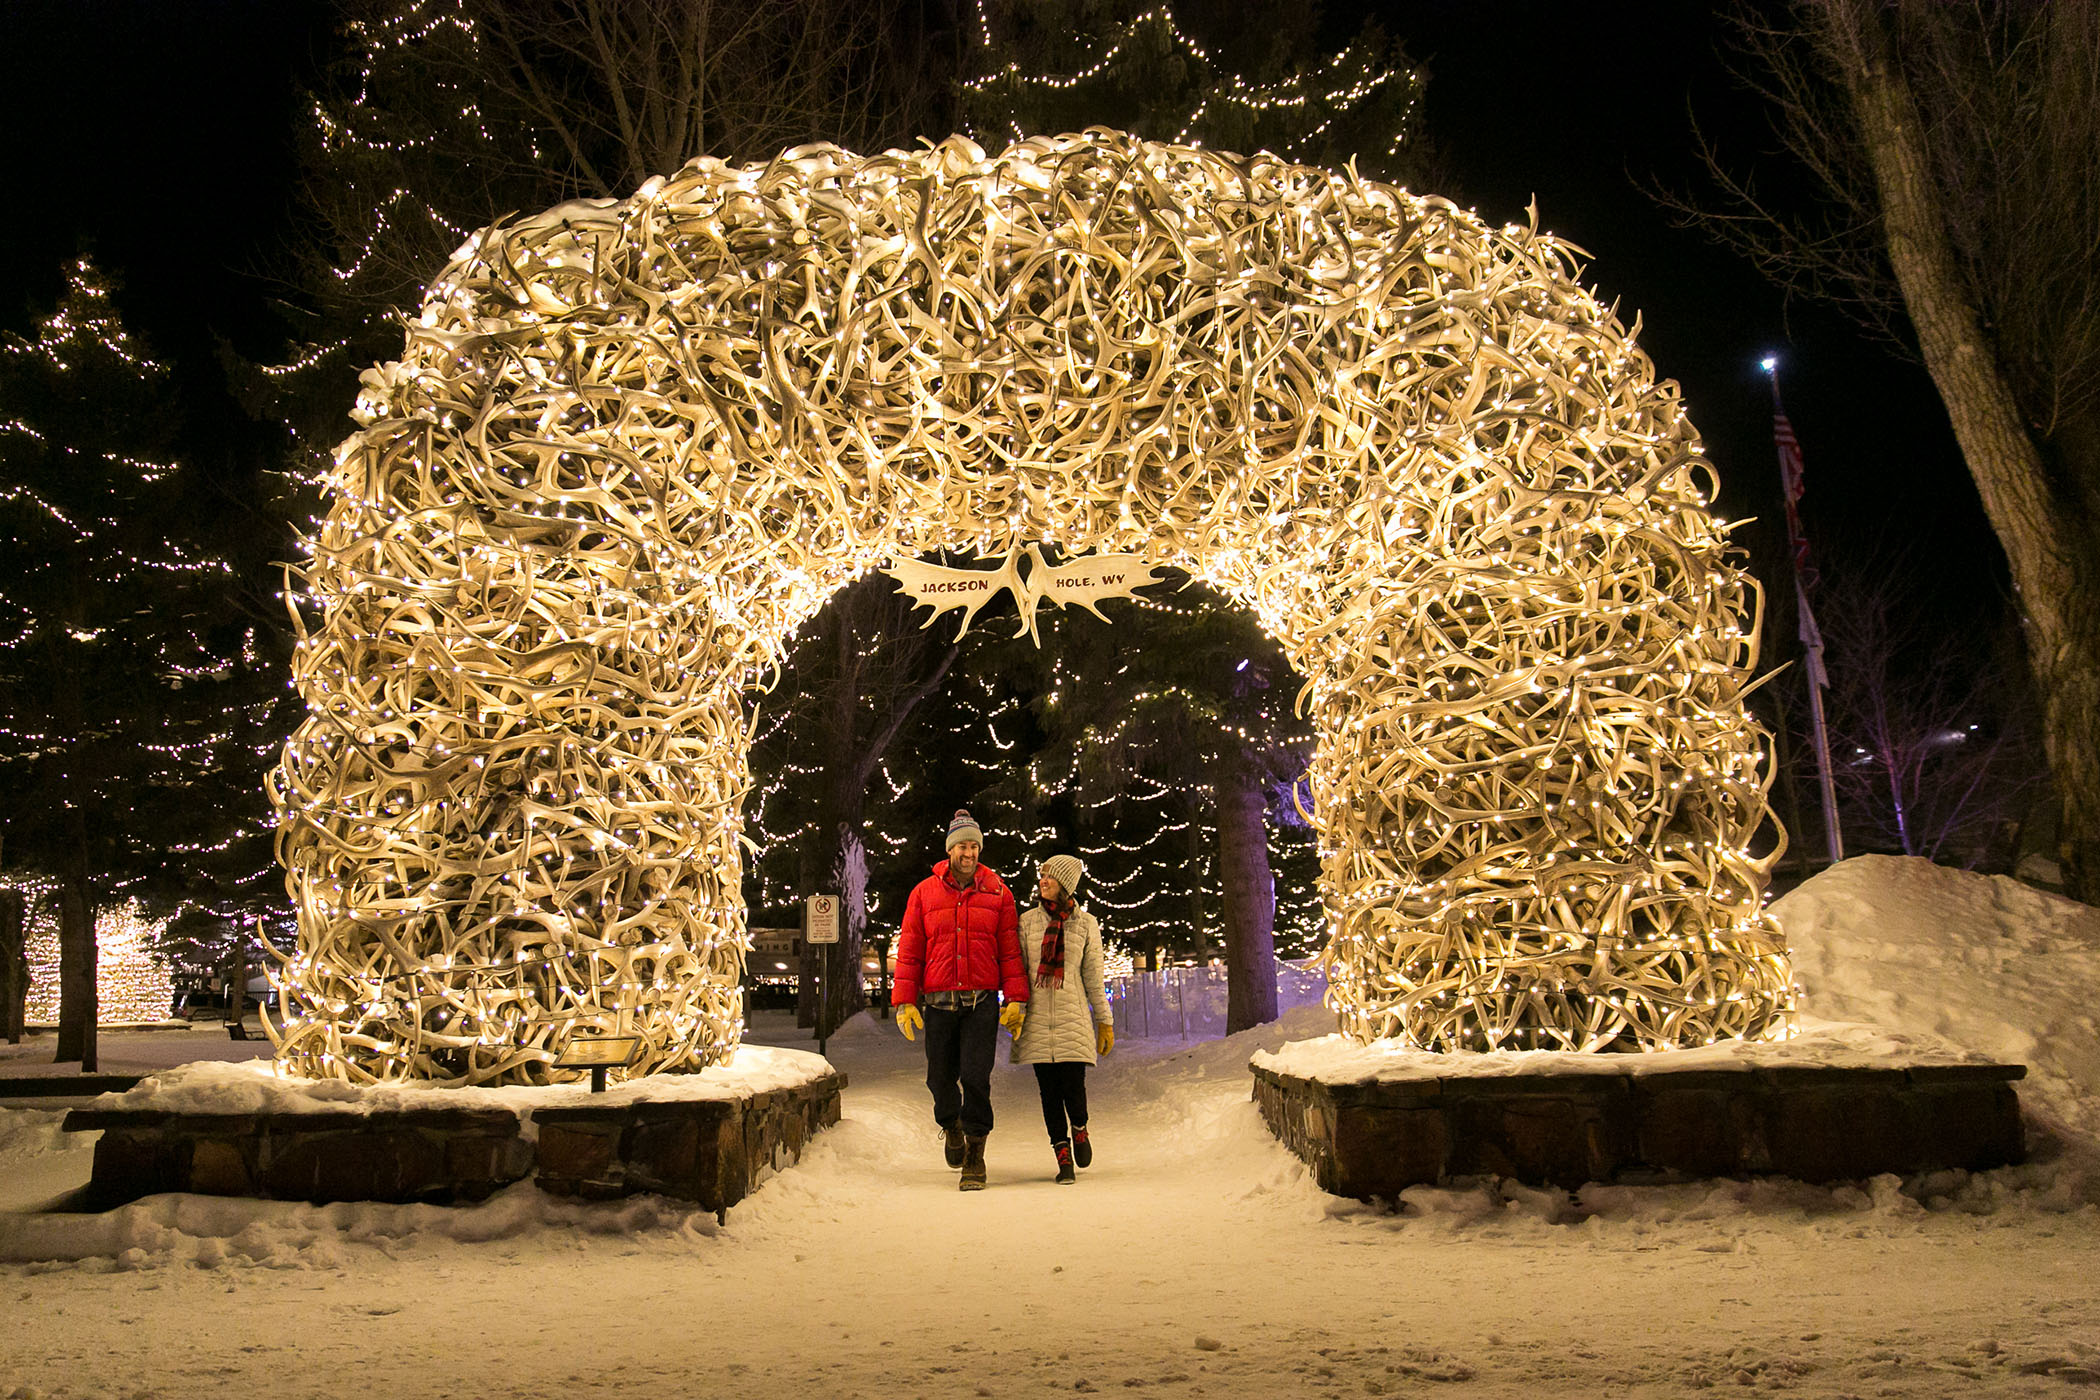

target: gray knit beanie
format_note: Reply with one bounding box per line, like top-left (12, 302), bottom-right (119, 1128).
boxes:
top-left (946, 808), bottom-right (984, 850)
top-left (1039, 853), bottom-right (1083, 897)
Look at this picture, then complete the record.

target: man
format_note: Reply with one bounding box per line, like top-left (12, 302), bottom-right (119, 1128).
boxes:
top-left (892, 808), bottom-right (1028, 1190)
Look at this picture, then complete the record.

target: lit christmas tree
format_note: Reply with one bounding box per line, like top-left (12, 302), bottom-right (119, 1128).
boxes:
top-left (960, 0), bottom-right (1428, 183)
top-left (0, 256), bottom-right (269, 1063)
top-left (22, 896), bottom-right (177, 1026)
top-left (265, 0), bottom-right (944, 453)
top-left (739, 573), bottom-right (963, 1029)
top-left (979, 573), bottom-right (1318, 1029)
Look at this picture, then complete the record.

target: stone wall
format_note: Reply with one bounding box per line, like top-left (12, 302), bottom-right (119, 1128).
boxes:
top-left (535, 1074), bottom-right (844, 1211)
top-left (1252, 1062), bottom-right (2025, 1198)
top-left (63, 1070), bottom-right (845, 1214)
top-left (63, 1107), bottom-right (532, 1208)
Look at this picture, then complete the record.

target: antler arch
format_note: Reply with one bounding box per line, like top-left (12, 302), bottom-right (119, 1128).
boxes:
top-left (270, 129), bottom-right (1794, 1085)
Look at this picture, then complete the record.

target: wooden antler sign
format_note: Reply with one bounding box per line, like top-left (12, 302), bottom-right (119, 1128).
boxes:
top-left (885, 546), bottom-right (1164, 643)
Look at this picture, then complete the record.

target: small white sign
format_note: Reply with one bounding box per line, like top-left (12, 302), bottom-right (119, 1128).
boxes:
top-left (805, 894), bottom-right (840, 944)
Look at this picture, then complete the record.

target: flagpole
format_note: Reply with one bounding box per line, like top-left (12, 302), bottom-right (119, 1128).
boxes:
top-left (1763, 357), bottom-right (1845, 865)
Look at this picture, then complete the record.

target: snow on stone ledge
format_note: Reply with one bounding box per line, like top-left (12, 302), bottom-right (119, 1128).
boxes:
top-left (1250, 1018), bottom-right (2000, 1088)
top-left (90, 1044), bottom-right (836, 1118)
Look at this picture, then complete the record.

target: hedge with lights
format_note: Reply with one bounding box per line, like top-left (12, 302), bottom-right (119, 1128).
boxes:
top-left (269, 129), bottom-right (1795, 1085)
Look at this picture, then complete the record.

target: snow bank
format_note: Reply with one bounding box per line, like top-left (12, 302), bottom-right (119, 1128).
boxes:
top-left (0, 1179), bottom-right (719, 1271)
top-left (1252, 1018), bottom-right (2001, 1084)
top-left (1775, 854), bottom-right (2100, 1148)
top-left (86, 1042), bottom-right (836, 1120)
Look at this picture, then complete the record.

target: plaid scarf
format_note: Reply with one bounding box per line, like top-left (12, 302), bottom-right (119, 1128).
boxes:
top-left (1036, 892), bottom-right (1075, 988)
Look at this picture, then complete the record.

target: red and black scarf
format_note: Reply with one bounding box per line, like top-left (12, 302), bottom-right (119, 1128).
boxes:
top-left (1036, 891), bottom-right (1076, 988)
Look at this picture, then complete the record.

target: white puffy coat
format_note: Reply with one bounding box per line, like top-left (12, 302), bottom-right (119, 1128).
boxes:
top-left (1011, 902), bottom-right (1111, 1065)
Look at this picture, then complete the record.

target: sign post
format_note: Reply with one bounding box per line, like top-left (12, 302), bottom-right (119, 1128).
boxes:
top-left (805, 894), bottom-right (839, 1055)
top-left (552, 1032), bottom-right (645, 1093)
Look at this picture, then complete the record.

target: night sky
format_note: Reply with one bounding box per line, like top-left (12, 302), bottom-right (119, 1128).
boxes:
top-left (0, 0), bottom-right (2000, 617)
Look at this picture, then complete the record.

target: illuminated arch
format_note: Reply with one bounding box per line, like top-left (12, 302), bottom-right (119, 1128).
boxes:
top-left (269, 130), bottom-right (1795, 1085)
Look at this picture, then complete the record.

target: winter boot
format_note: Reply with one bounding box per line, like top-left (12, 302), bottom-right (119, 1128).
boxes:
top-left (960, 1135), bottom-right (988, 1191)
top-left (943, 1123), bottom-right (967, 1169)
top-left (1071, 1125), bottom-right (1092, 1169)
top-left (1053, 1138), bottom-right (1076, 1184)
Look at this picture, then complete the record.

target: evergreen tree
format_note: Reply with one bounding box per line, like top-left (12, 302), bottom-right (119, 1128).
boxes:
top-left (265, 0), bottom-right (952, 453)
top-left (975, 574), bottom-right (1317, 1030)
top-left (0, 258), bottom-right (269, 1064)
top-left (960, 0), bottom-right (1432, 184)
top-left (742, 574), bottom-right (962, 1030)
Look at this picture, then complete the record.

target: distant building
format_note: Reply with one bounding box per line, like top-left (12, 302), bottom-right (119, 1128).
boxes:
top-left (747, 927), bottom-right (802, 985)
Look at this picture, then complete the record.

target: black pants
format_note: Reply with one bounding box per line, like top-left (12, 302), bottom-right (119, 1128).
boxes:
top-left (1033, 1061), bottom-right (1089, 1141)
top-left (923, 994), bottom-right (999, 1138)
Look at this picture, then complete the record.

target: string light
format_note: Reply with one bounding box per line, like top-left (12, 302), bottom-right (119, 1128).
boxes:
top-left (21, 896), bottom-right (177, 1025)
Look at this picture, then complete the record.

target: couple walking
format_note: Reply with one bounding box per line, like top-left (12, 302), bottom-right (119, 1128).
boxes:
top-left (892, 809), bottom-right (1115, 1190)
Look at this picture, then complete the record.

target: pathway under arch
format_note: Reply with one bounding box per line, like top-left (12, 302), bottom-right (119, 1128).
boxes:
top-left (269, 129), bottom-right (1794, 1085)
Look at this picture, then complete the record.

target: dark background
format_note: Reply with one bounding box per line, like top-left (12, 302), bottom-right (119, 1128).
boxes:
top-left (0, 0), bottom-right (2001, 615)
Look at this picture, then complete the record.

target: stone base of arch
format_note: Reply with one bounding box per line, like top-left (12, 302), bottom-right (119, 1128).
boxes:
top-left (1251, 1041), bottom-right (2026, 1197)
top-left (59, 1052), bottom-right (842, 1214)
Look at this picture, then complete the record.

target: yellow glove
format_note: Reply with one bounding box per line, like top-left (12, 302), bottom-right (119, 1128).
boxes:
top-left (1096, 1023), bottom-right (1114, 1056)
top-left (895, 1005), bottom-right (922, 1041)
top-left (1000, 1003), bottom-right (1027, 1038)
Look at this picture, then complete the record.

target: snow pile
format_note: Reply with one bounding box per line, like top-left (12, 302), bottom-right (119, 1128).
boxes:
top-left (0, 1180), bottom-right (720, 1272)
top-left (1253, 1019), bottom-right (2001, 1084)
top-left (1776, 854), bottom-right (2100, 1149)
top-left (88, 1043), bottom-right (835, 1119)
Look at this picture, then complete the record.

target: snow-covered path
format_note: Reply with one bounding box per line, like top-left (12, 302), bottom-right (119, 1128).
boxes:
top-left (6, 992), bottom-right (2099, 1400)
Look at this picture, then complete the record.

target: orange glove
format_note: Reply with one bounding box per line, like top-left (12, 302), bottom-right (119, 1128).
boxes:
top-left (895, 1005), bottom-right (922, 1041)
top-left (1000, 1003), bottom-right (1027, 1038)
top-left (1096, 1023), bottom-right (1114, 1056)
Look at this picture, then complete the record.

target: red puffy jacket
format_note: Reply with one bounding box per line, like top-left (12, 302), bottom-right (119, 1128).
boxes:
top-left (892, 860), bottom-right (1029, 1007)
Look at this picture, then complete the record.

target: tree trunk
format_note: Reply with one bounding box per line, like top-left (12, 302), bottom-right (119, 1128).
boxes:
top-left (827, 823), bottom-right (869, 1029)
top-left (796, 617), bottom-right (955, 1031)
top-left (793, 830), bottom-right (819, 1030)
top-left (1833, 0), bottom-right (2100, 902)
top-left (798, 820), bottom-right (870, 1037)
top-left (0, 887), bottom-right (26, 1043)
top-left (53, 873), bottom-right (96, 1069)
top-left (1184, 815), bottom-right (1207, 960)
top-left (1215, 759), bottom-right (1278, 1034)
top-left (226, 943), bottom-right (250, 1040)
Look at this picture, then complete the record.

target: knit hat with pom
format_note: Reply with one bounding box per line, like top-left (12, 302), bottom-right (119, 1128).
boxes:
top-left (1039, 853), bottom-right (1083, 896)
top-left (946, 809), bottom-right (984, 850)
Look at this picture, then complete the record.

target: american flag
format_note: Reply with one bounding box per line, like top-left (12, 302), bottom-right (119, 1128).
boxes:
top-left (1771, 402), bottom-right (1828, 689)
top-left (1773, 407), bottom-right (1812, 577)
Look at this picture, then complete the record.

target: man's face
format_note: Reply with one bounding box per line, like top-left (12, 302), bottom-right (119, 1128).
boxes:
top-left (948, 839), bottom-right (980, 880)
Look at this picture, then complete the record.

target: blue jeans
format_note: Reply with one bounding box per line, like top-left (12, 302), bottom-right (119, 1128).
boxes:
top-left (923, 992), bottom-right (999, 1138)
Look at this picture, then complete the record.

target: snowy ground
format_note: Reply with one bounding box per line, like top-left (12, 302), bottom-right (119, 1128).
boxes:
top-left (4, 855), bottom-right (2099, 1399)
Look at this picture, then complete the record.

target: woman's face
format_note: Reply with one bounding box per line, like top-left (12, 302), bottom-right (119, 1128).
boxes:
top-left (1038, 874), bottom-right (1064, 902)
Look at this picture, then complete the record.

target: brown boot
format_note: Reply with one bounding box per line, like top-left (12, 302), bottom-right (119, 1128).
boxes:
top-left (943, 1123), bottom-right (966, 1168)
top-left (959, 1135), bottom-right (988, 1191)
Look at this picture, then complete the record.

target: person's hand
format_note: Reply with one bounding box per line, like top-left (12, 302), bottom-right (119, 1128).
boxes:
top-left (895, 1005), bottom-right (922, 1041)
top-left (1000, 1003), bottom-right (1027, 1038)
top-left (1096, 1023), bottom-right (1115, 1056)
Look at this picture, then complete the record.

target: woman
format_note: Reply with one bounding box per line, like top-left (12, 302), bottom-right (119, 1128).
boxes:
top-left (1011, 853), bottom-right (1114, 1183)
